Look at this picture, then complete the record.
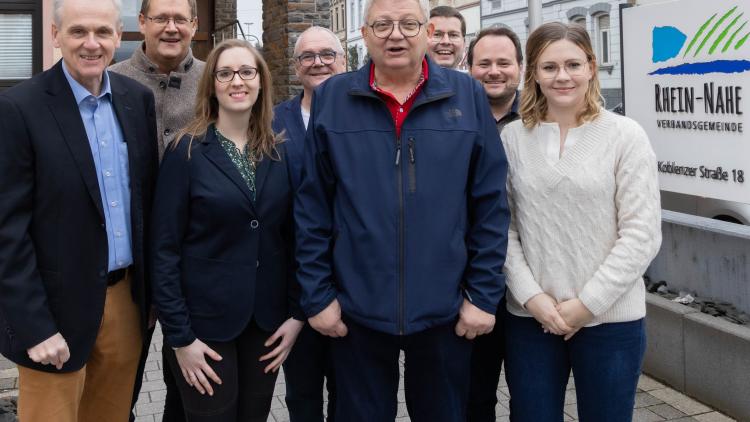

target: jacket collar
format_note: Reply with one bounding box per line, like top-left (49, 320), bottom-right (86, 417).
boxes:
top-left (348, 55), bottom-right (454, 102)
top-left (199, 127), bottom-right (272, 215)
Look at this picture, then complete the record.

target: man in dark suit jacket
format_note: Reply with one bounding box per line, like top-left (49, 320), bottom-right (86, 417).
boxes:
top-left (271, 26), bottom-right (345, 422)
top-left (0, 0), bottom-right (158, 420)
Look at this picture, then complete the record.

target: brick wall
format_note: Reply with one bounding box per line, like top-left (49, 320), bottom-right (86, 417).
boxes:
top-left (263, 0), bottom-right (332, 102)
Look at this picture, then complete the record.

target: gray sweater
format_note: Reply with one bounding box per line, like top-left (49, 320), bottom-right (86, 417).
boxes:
top-left (110, 43), bottom-right (205, 159)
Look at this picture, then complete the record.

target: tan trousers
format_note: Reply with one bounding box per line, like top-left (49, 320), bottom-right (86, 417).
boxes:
top-left (17, 275), bottom-right (143, 422)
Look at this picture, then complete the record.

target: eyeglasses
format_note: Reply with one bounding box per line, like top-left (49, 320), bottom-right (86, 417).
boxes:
top-left (430, 31), bottom-right (463, 43)
top-left (537, 60), bottom-right (589, 79)
top-left (214, 67), bottom-right (258, 83)
top-left (145, 15), bottom-right (194, 27)
top-left (369, 19), bottom-right (425, 39)
top-left (296, 51), bottom-right (338, 67)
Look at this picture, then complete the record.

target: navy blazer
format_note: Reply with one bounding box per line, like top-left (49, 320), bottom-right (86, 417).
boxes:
top-left (272, 94), bottom-right (306, 188)
top-left (151, 130), bottom-right (302, 348)
top-left (0, 61), bottom-right (158, 372)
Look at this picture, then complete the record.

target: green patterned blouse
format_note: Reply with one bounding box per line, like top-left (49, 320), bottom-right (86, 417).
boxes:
top-left (215, 126), bottom-right (256, 201)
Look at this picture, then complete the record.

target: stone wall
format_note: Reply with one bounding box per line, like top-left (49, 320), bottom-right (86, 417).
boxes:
top-left (215, 0), bottom-right (237, 30)
top-left (263, 0), bottom-right (332, 102)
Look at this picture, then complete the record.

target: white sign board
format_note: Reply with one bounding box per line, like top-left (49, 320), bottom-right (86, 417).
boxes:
top-left (623, 0), bottom-right (750, 204)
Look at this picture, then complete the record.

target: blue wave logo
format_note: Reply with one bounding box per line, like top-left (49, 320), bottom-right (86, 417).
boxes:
top-left (650, 5), bottom-right (749, 75)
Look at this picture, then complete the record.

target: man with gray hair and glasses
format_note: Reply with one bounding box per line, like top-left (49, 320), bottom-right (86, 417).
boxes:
top-left (272, 25), bottom-right (345, 422)
top-left (294, 0), bottom-right (509, 419)
top-left (0, 0), bottom-right (158, 420)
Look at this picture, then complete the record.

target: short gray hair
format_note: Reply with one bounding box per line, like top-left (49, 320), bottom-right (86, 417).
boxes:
top-left (363, 0), bottom-right (429, 25)
top-left (53, 0), bottom-right (123, 26)
top-left (293, 26), bottom-right (345, 57)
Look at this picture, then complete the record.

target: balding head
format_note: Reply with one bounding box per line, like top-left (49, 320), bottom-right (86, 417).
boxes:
top-left (294, 26), bottom-right (344, 57)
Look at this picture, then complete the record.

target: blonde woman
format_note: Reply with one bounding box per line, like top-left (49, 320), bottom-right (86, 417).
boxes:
top-left (151, 39), bottom-right (304, 421)
top-left (501, 22), bottom-right (662, 421)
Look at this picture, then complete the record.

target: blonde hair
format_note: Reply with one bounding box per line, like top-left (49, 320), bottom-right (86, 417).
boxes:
top-left (176, 39), bottom-right (281, 161)
top-left (520, 22), bottom-right (601, 128)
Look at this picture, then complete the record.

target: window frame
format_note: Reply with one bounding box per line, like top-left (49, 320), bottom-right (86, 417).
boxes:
top-left (595, 13), bottom-right (612, 65)
top-left (0, 0), bottom-right (42, 91)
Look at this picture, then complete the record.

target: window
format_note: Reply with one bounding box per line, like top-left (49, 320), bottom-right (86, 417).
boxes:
top-left (350, 1), bottom-right (355, 29)
top-left (597, 14), bottom-right (611, 64)
top-left (572, 16), bottom-right (586, 30)
top-left (491, 0), bottom-right (502, 11)
top-left (0, 13), bottom-right (32, 80)
top-left (0, 0), bottom-right (41, 91)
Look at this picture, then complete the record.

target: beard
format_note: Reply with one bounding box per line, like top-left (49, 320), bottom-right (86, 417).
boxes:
top-left (487, 82), bottom-right (519, 107)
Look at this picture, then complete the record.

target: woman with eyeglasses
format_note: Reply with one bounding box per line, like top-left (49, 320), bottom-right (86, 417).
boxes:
top-left (151, 39), bottom-right (304, 422)
top-left (500, 22), bottom-right (662, 421)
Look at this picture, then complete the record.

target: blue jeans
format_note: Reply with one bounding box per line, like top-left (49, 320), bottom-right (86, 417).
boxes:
top-left (504, 311), bottom-right (646, 422)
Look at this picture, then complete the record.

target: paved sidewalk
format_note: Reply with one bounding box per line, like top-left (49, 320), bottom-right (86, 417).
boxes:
top-left (0, 324), bottom-right (737, 422)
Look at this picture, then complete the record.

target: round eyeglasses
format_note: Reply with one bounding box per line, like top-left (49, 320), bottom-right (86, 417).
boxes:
top-left (369, 19), bottom-right (425, 39)
top-left (296, 51), bottom-right (338, 67)
top-left (537, 60), bottom-right (589, 79)
top-left (214, 67), bottom-right (258, 83)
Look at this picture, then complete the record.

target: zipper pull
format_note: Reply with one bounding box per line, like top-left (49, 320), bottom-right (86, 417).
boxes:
top-left (395, 140), bottom-right (402, 166)
top-left (408, 139), bottom-right (415, 164)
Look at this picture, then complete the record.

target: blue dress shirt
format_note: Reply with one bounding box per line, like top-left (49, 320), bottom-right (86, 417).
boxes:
top-left (62, 62), bottom-right (133, 271)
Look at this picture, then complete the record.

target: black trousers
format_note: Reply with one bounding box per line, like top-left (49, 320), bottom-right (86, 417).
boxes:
top-left (164, 320), bottom-right (279, 422)
top-left (283, 323), bottom-right (336, 421)
top-left (467, 297), bottom-right (506, 422)
top-left (331, 317), bottom-right (472, 422)
top-left (129, 326), bottom-right (186, 422)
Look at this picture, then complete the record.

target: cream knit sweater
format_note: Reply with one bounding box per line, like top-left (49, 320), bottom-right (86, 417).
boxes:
top-left (501, 110), bottom-right (662, 324)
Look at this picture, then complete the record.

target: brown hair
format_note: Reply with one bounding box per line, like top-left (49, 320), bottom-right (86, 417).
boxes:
top-left (467, 26), bottom-right (523, 67)
top-left (176, 39), bottom-right (281, 161)
top-left (520, 22), bottom-right (601, 128)
top-left (429, 6), bottom-right (466, 36)
top-left (140, 0), bottom-right (197, 17)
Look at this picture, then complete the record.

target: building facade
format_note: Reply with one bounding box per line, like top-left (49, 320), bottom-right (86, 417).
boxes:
top-left (331, 0), bottom-right (347, 50)
top-left (481, 0), bottom-right (630, 108)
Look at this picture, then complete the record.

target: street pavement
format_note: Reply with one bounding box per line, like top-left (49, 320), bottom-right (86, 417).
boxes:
top-left (0, 324), bottom-right (737, 422)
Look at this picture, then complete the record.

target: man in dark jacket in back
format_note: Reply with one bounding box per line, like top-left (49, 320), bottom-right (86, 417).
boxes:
top-left (272, 26), bottom-right (346, 421)
top-left (294, 0), bottom-right (510, 420)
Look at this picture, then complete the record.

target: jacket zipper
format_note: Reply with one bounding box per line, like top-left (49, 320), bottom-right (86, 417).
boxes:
top-left (407, 137), bottom-right (416, 193)
top-left (350, 89), bottom-right (452, 336)
top-left (395, 136), bottom-right (405, 335)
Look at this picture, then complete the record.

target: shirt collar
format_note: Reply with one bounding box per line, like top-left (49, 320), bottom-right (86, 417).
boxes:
top-left (133, 41), bottom-right (196, 74)
top-left (369, 57), bottom-right (430, 92)
top-left (497, 90), bottom-right (520, 123)
top-left (62, 60), bottom-right (112, 104)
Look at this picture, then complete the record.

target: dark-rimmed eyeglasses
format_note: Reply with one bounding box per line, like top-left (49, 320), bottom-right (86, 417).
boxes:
top-left (145, 15), bottom-right (194, 27)
top-left (296, 51), bottom-right (338, 67)
top-left (369, 19), bottom-right (425, 39)
top-left (214, 67), bottom-right (258, 83)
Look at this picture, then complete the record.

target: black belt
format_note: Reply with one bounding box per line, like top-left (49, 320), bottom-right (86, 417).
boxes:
top-left (107, 267), bottom-right (129, 286)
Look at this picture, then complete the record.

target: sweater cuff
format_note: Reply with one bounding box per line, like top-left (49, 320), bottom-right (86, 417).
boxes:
top-left (578, 281), bottom-right (612, 317)
top-left (507, 279), bottom-right (544, 310)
